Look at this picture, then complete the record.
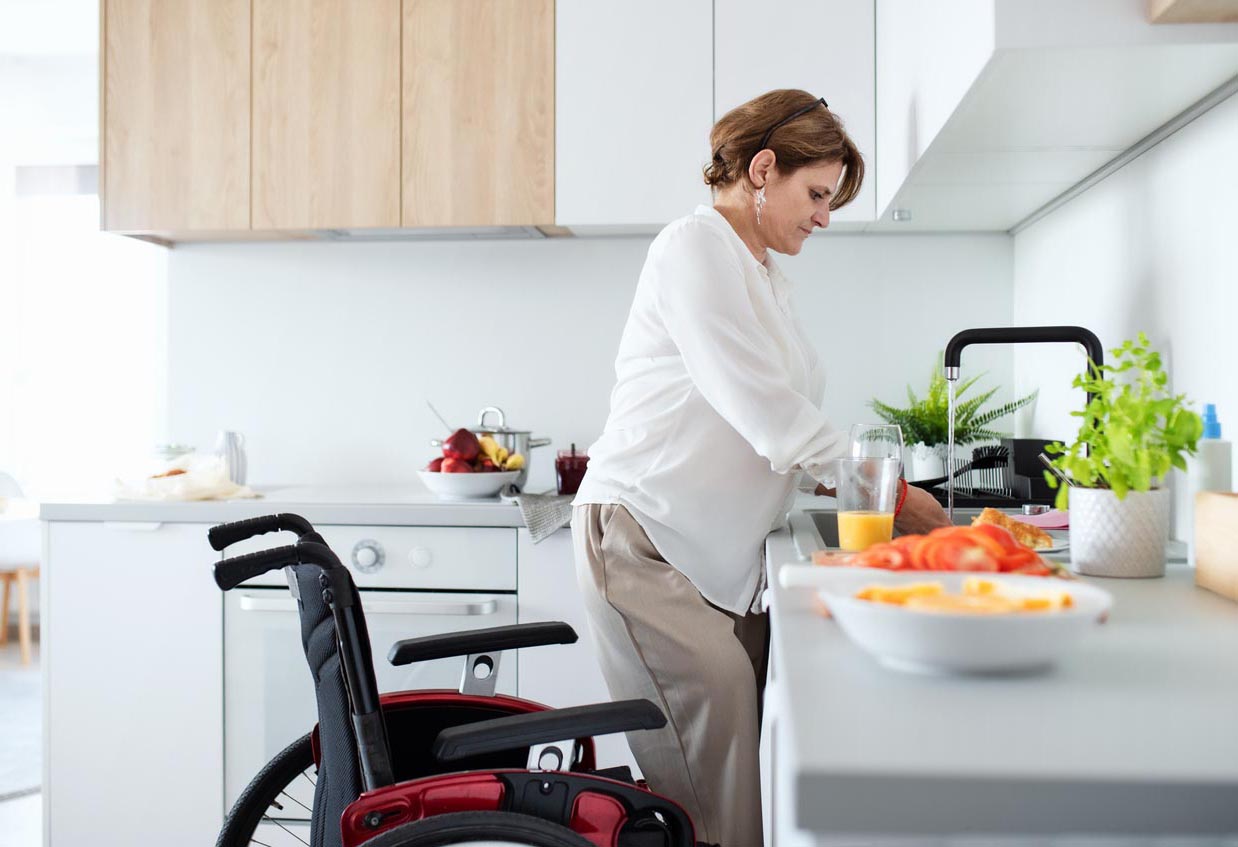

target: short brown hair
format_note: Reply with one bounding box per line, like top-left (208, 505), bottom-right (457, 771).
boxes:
top-left (703, 89), bottom-right (864, 211)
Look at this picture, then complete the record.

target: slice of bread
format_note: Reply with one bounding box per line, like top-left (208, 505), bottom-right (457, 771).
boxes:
top-left (971, 507), bottom-right (1054, 550)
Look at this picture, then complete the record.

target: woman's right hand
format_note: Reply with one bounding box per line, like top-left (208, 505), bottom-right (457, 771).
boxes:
top-left (894, 485), bottom-right (952, 535)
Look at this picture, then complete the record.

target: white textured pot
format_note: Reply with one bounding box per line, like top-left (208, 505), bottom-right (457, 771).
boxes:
top-left (909, 442), bottom-right (946, 481)
top-left (1069, 487), bottom-right (1170, 578)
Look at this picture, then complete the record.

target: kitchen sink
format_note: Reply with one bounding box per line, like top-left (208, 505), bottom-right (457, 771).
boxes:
top-left (806, 508), bottom-right (989, 549)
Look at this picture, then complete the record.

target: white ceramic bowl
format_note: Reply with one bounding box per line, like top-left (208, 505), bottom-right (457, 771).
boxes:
top-left (418, 470), bottom-right (520, 501)
top-left (780, 566), bottom-right (1112, 675)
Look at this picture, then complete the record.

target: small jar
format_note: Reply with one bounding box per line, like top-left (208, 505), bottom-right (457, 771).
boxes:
top-left (555, 446), bottom-right (590, 496)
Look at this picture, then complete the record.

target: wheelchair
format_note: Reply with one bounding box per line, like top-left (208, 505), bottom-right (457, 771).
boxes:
top-left (209, 514), bottom-right (702, 847)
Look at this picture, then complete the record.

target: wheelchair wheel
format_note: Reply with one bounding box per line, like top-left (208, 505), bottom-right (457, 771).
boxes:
top-left (359, 811), bottom-right (593, 846)
top-left (217, 733), bottom-right (316, 847)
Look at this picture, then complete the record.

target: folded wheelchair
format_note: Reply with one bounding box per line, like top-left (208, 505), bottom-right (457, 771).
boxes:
top-left (209, 513), bottom-right (701, 847)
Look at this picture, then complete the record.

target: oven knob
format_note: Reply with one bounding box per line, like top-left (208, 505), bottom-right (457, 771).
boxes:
top-left (409, 547), bottom-right (433, 570)
top-left (352, 540), bottom-right (385, 574)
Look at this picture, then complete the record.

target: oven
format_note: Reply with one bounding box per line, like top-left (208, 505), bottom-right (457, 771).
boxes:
top-left (221, 524), bottom-right (518, 817)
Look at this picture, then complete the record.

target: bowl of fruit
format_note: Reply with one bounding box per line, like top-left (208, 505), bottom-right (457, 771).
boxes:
top-left (419, 427), bottom-right (527, 501)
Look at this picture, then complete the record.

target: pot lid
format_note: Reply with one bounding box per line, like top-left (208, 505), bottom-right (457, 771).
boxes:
top-left (471, 406), bottom-right (531, 435)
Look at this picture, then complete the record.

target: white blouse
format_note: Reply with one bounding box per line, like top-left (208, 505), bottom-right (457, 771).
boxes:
top-left (574, 205), bottom-right (848, 615)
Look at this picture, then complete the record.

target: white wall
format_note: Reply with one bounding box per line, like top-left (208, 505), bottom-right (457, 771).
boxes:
top-left (1011, 90), bottom-right (1238, 536)
top-left (166, 233), bottom-right (1013, 493)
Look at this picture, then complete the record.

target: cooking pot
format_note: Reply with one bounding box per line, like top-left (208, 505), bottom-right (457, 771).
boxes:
top-left (430, 406), bottom-right (551, 489)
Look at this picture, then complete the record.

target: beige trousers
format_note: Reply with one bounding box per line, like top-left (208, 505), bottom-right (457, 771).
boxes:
top-left (572, 503), bottom-right (769, 847)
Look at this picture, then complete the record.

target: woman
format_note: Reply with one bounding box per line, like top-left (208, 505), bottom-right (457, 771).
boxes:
top-left (571, 89), bottom-right (950, 847)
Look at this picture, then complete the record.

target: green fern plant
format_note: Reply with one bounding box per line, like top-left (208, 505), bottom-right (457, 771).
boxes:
top-left (869, 357), bottom-right (1038, 448)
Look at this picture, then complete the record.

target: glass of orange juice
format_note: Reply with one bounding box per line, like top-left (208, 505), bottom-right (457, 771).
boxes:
top-left (836, 423), bottom-right (904, 552)
top-left (836, 457), bottom-right (901, 551)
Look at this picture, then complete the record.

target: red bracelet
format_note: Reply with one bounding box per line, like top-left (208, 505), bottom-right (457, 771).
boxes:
top-left (894, 478), bottom-right (909, 517)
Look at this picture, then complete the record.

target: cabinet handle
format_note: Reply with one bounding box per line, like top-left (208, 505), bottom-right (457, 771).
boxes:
top-left (237, 595), bottom-right (499, 616)
top-left (102, 521), bottom-right (164, 532)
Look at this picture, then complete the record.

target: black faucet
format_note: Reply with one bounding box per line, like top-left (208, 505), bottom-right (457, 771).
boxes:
top-left (944, 325), bottom-right (1104, 407)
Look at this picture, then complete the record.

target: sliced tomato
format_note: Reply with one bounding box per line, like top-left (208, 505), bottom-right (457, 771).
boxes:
top-left (970, 522), bottom-right (1027, 552)
top-left (997, 548), bottom-right (1042, 572)
top-left (854, 545), bottom-right (907, 570)
top-left (923, 536), bottom-right (1000, 572)
top-left (1006, 559), bottom-right (1053, 577)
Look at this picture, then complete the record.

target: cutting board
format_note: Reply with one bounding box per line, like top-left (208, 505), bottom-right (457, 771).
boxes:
top-left (1195, 491), bottom-right (1238, 602)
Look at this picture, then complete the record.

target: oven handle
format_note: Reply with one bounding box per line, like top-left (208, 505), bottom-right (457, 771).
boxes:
top-left (236, 594), bottom-right (499, 616)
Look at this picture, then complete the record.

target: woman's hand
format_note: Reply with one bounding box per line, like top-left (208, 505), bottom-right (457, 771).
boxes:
top-left (894, 484), bottom-right (952, 535)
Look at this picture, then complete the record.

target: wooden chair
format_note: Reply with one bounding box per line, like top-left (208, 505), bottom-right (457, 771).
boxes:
top-left (0, 565), bottom-right (38, 665)
top-left (0, 471), bottom-right (38, 665)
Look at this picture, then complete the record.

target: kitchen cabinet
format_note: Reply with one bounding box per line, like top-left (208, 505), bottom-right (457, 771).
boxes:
top-left (252, 0), bottom-right (401, 229)
top-left (402, 0), bottom-right (555, 227)
top-left (516, 527), bottom-right (640, 776)
top-left (555, 0), bottom-right (713, 229)
top-left (43, 521), bottom-right (222, 845)
top-left (101, 0), bottom-right (250, 232)
top-left (714, 0), bottom-right (877, 226)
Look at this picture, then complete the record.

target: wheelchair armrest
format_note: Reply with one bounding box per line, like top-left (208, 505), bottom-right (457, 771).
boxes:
top-left (433, 699), bottom-right (665, 763)
top-left (387, 621), bottom-right (577, 666)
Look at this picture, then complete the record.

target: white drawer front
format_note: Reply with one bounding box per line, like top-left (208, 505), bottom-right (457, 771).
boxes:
top-left (225, 525), bottom-right (517, 590)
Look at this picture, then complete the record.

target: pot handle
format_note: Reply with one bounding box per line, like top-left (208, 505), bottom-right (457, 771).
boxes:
top-left (477, 406), bottom-right (506, 429)
top-left (430, 439), bottom-right (443, 448)
top-left (529, 438), bottom-right (552, 449)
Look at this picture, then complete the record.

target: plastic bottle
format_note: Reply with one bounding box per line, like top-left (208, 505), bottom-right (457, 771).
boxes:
top-left (1196, 405), bottom-right (1233, 492)
top-left (1188, 404), bottom-right (1232, 565)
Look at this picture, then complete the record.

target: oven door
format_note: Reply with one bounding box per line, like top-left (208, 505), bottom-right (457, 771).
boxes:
top-left (223, 587), bottom-right (518, 816)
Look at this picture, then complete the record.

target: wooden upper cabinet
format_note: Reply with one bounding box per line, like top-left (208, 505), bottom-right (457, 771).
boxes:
top-left (102, 0), bottom-right (250, 232)
top-left (402, 0), bottom-right (555, 227)
top-left (252, 0), bottom-right (401, 229)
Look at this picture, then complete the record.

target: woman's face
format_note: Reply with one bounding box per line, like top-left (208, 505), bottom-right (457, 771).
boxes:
top-left (756, 156), bottom-right (844, 256)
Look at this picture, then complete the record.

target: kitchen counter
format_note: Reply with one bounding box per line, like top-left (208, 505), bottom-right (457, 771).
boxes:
top-left (38, 484), bottom-right (527, 527)
top-left (764, 516), bottom-right (1238, 841)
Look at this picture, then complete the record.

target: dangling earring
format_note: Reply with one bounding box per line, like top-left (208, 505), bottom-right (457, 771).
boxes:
top-left (755, 185), bottom-right (767, 225)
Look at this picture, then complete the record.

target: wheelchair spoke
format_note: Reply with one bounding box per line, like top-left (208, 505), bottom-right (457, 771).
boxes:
top-left (277, 788), bottom-right (312, 814)
top-left (260, 814), bottom-right (310, 846)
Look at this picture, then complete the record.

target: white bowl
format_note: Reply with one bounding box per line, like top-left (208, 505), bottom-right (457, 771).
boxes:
top-left (418, 470), bottom-right (519, 501)
top-left (780, 566), bottom-right (1112, 675)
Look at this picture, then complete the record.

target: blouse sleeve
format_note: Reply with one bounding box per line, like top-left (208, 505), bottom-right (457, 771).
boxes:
top-left (650, 220), bottom-right (847, 486)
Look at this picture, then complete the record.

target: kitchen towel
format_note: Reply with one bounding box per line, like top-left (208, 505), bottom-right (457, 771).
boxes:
top-left (500, 486), bottom-right (574, 543)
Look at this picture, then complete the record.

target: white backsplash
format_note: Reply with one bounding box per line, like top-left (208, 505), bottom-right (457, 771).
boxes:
top-left (166, 232), bottom-right (1013, 493)
top-left (1012, 90), bottom-right (1238, 537)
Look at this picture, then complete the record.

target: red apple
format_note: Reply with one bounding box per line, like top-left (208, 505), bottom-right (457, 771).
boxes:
top-left (441, 457), bottom-right (473, 473)
top-left (442, 428), bottom-right (481, 462)
top-left (426, 457), bottom-right (445, 472)
top-left (477, 458), bottom-right (498, 473)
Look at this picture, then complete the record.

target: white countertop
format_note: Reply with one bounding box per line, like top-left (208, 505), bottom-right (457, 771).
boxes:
top-left (38, 485), bottom-right (527, 527)
top-left (765, 519), bottom-right (1238, 836)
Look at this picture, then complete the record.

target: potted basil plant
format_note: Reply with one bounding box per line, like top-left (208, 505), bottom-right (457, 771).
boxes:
top-left (1046, 334), bottom-right (1203, 578)
top-left (870, 358), bottom-right (1037, 481)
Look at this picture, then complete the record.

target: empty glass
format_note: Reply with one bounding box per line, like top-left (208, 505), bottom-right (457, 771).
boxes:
top-left (848, 423), bottom-right (904, 463)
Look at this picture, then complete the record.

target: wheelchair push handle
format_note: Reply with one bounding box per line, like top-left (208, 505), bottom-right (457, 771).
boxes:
top-left (214, 540), bottom-right (346, 591)
top-left (214, 545), bottom-right (299, 590)
top-left (208, 513), bottom-right (318, 551)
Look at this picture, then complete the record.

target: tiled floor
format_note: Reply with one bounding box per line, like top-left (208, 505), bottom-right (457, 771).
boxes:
top-left (0, 636), bottom-right (42, 846)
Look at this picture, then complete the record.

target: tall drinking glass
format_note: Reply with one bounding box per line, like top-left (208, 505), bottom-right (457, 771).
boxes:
top-left (837, 424), bottom-right (904, 552)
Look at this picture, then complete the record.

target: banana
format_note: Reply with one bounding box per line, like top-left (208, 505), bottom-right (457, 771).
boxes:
top-left (478, 436), bottom-right (502, 463)
top-left (504, 453), bottom-right (525, 471)
top-left (495, 446), bottom-right (509, 464)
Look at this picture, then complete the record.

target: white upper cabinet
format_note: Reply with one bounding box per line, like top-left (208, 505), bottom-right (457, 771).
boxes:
top-left (874, 0), bottom-right (1238, 231)
top-left (714, 0), bottom-right (877, 226)
top-left (555, 0), bottom-right (714, 229)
